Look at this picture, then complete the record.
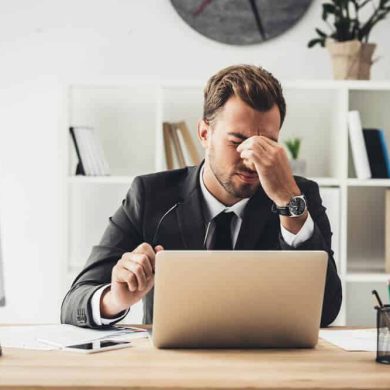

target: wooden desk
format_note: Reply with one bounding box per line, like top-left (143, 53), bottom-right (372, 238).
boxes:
top-left (0, 326), bottom-right (389, 390)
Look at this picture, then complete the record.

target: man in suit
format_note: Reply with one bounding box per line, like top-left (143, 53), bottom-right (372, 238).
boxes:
top-left (61, 65), bottom-right (342, 328)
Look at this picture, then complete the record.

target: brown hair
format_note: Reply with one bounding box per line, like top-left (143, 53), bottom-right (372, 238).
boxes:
top-left (203, 64), bottom-right (286, 128)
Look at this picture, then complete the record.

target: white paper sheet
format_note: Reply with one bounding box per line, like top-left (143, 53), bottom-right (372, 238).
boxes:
top-left (0, 324), bottom-right (147, 350)
top-left (319, 328), bottom-right (377, 352)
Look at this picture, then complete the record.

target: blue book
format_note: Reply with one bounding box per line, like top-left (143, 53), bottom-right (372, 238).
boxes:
top-left (363, 129), bottom-right (390, 178)
top-left (378, 130), bottom-right (390, 178)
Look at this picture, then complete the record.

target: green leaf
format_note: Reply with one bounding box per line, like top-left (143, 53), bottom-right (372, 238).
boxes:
top-left (358, 0), bottom-right (371, 9)
top-left (285, 138), bottom-right (301, 160)
top-left (323, 3), bottom-right (336, 13)
top-left (312, 0), bottom-right (390, 45)
top-left (332, 0), bottom-right (342, 6)
top-left (322, 2), bottom-right (336, 20)
top-left (307, 38), bottom-right (324, 48)
top-left (315, 28), bottom-right (328, 37)
top-left (334, 18), bottom-right (354, 40)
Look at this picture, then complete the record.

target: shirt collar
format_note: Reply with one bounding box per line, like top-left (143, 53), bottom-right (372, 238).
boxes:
top-left (199, 166), bottom-right (250, 221)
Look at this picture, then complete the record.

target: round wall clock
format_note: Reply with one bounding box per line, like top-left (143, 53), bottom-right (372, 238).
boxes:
top-left (170, 0), bottom-right (313, 45)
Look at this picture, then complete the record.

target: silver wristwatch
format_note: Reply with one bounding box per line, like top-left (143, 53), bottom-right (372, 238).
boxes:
top-left (271, 195), bottom-right (307, 217)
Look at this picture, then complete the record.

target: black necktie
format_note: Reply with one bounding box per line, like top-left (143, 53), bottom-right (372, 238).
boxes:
top-left (211, 211), bottom-right (235, 250)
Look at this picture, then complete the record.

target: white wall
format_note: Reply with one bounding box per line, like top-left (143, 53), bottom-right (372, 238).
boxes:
top-left (0, 0), bottom-right (389, 323)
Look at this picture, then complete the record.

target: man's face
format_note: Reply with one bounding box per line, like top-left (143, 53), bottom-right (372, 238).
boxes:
top-left (199, 95), bottom-right (281, 205)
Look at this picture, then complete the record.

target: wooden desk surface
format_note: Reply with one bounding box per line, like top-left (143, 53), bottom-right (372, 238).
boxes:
top-left (0, 326), bottom-right (389, 390)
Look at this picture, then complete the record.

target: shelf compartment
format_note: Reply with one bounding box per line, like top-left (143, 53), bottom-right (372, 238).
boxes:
top-left (347, 186), bottom-right (386, 274)
top-left (348, 89), bottom-right (390, 179)
top-left (281, 87), bottom-right (346, 179)
top-left (159, 87), bottom-right (204, 170)
top-left (346, 281), bottom-right (388, 326)
top-left (68, 85), bottom-right (158, 177)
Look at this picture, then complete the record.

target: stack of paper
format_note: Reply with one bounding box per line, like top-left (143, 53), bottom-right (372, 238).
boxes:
top-left (319, 328), bottom-right (376, 352)
top-left (0, 324), bottom-right (148, 350)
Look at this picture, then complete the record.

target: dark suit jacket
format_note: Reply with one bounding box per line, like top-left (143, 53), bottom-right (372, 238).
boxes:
top-left (61, 163), bottom-right (342, 328)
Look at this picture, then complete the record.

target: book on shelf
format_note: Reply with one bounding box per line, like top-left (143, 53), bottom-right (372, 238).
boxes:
top-left (172, 121), bottom-right (201, 167)
top-left (69, 127), bottom-right (85, 175)
top-left (163, 122), bottom-right (185, 169)
top-left (363, 129), bottom-right (390, 178)
top-left (347, 111), bottom-right (371, 179)
top-left (169, 123), bottom-right (186, 168)
top-left (162, 123), bottom-right (175, 170)
top-left (69, 126), bottom-right (110, 176)
top-left (162, 121), bottom-right (201, 169)
top-left (386, 190), bottom-right (390, 273)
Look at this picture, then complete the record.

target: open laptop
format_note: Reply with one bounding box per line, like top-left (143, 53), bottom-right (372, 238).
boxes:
top-left (152, 250), bottom-right (327, 349)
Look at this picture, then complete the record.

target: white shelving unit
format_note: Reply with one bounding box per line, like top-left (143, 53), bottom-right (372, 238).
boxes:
top-left (62, 80), bottom-right (390, 326)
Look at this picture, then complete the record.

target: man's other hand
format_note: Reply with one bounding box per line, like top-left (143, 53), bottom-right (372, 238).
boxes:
top-left (100, 243), bottom-right (164, 318)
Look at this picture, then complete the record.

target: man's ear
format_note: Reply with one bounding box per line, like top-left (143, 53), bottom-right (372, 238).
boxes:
top-left (197, 119), bottom-right (210, 149)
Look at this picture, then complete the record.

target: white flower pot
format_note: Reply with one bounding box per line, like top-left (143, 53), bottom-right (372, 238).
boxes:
top-left (326, 39), bottom-right (376, 80)
top-left (290, 159), bottom-right (306, 177)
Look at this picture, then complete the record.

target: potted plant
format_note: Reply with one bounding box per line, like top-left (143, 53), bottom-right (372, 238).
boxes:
top-left (308, 0), bottom-right (390, 80)
top-left (285, 138), bottom-right (306, 176)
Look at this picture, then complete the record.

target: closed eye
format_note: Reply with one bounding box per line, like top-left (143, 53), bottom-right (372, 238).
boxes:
top-left (227, 132), bottom-right (247, 146)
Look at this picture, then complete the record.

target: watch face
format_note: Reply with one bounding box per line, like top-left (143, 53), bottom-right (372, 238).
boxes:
top-left (289, 196), bottom-right (306, 216)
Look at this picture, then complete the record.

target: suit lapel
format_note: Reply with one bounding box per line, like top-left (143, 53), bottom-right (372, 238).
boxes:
top-left (176, 163), bottom-right (207, 250)
top-left (235, 188), bottom-right (274, 250)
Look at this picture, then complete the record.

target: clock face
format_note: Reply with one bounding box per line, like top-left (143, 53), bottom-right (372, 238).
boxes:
top-left (170, 0), bottom-right (313, 45)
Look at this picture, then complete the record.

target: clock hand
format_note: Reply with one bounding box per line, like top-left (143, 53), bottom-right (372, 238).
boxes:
top-left (193, 0), bottom-right (213, 17)
top-left (248, 0), bottom-right (266, 40)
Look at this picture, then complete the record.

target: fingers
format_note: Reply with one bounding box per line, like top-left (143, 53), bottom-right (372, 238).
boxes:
top-left (133, 242), bottom-right (156, 271)
top-left (241, 158), bottom-right (256, 171)
top-left (238, 135), bottom-right (286, 169)
top-left (120, 255), bottom-right (149, 291)
top-left (258, 137), bottom-right (286, 161)
top-left (134, 242), bottom-right (155, 256)
top-left (239, 143), bottom-right (271, 169)
top-left (127, 259), bottom-right (147, 291)
top-left (238, 151), bottom-right (256, 172)
top-left (112, 265), bottom-right (138, 292)
top-left (259, 135), bottom-right (278, 148)
top-left (114, 243), bottom-right (165, 293)
top-left (155, 245), bottom-right (164, 253)
top-left (132, 253), bottom-right (153, 279)
top-left (237, 135), bottom-right (273, 154)
top-left (237, 137), bottom-right (269, 168)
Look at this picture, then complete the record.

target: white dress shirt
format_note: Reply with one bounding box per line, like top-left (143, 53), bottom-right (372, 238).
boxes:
top-left (91, 167), bottom-right (314, 325)
top-left (199, 167), bottom-right (314, 248)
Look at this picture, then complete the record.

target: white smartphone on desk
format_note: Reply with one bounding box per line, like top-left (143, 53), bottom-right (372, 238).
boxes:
top-left (63, 339), bottom-right (132, 354)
